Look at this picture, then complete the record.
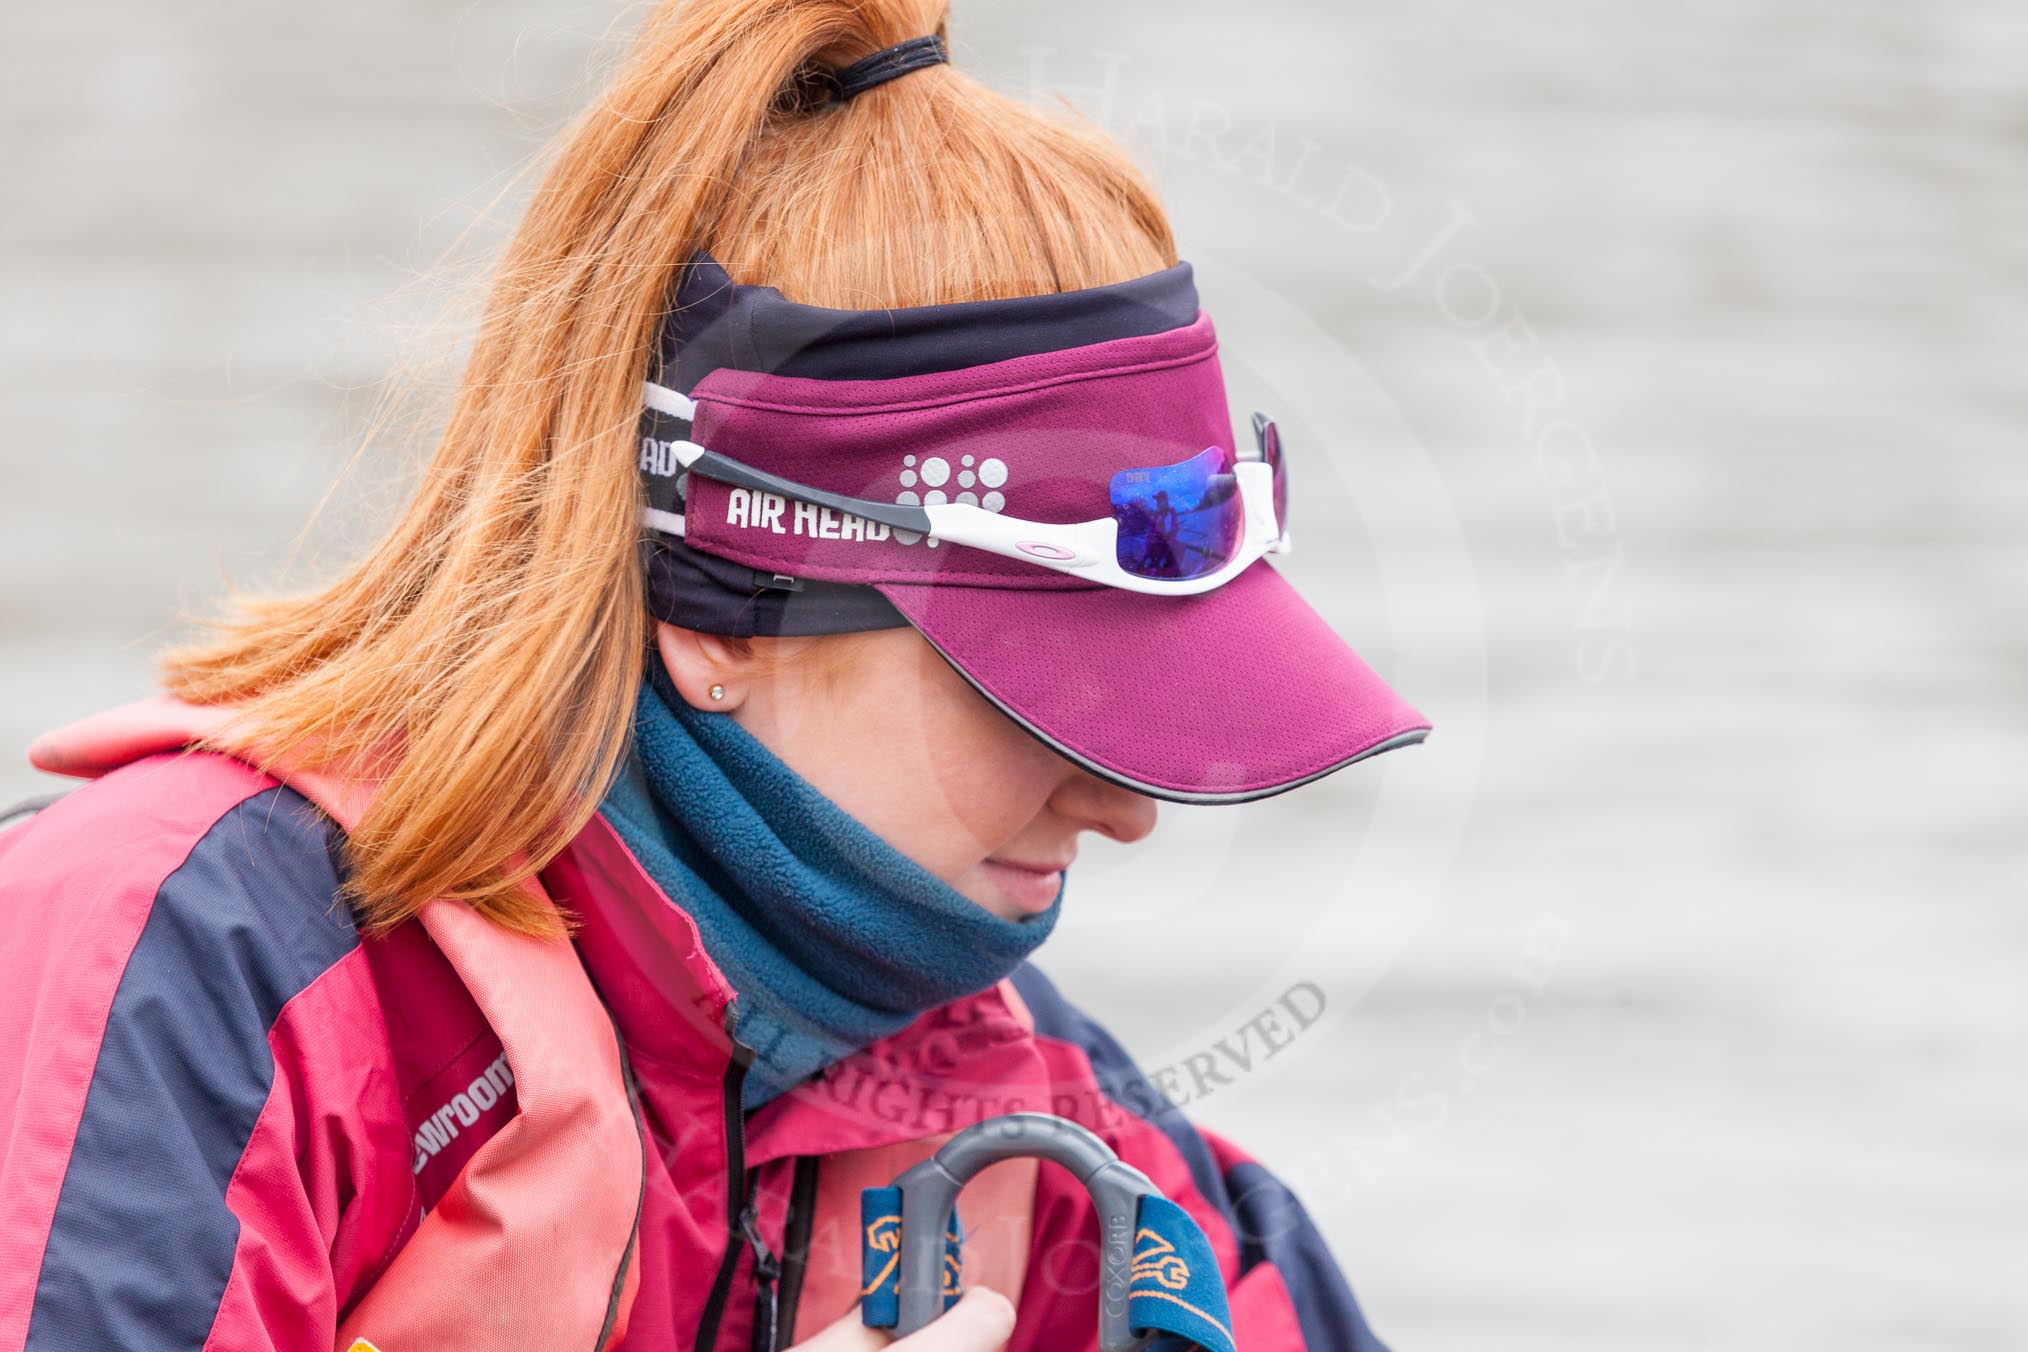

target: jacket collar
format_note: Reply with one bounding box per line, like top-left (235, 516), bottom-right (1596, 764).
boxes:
top-left (742, 977), bottom-right (1050, 1170)
top-left (552, 810), bottom-right (1055, 1168)
top-left (541, 810), bottom-right (740, 1079)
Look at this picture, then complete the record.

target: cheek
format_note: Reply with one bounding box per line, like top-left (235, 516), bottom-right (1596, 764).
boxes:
top-left (875, 653), bottom-right (1060, 864)
top-left (786, 638), bottom-right (1063, 881)
top-left (915, 698), bottom-right (1061, 853)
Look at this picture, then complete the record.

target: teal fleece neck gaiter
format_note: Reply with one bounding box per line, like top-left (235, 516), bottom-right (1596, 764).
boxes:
top-left (598, 662), bottom-right (1062, 1109)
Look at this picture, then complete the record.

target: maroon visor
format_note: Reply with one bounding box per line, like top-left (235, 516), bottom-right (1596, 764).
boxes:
top-left (652, 281), bottom-right (1430, 802)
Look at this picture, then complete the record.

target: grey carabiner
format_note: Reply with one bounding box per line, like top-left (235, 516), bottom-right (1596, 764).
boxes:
top-left (886, 1112), bottom-right (1160, 1351)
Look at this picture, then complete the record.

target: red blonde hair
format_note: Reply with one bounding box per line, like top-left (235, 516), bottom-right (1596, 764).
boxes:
top-left (156, 0), bottom-right (1176, 936)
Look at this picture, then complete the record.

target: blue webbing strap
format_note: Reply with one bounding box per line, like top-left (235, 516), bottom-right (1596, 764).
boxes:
top-left (858, 1188), bottom-right (1236, 1352)
top-left (1127, 1194), bottom-right (1237, 1352)
top-left (860, 1186), bottom-right (963, 1328)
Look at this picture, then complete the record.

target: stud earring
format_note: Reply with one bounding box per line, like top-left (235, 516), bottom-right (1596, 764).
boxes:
top-left (708, 684), bottom-right (725, 703)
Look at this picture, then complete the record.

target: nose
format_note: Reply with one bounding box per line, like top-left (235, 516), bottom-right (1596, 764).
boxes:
top-left (1050, 769), bottom-right (1159, 845)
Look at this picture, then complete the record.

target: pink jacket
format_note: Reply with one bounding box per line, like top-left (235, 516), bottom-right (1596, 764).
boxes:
top-left (0, 696), bottom-right (1388, 1351)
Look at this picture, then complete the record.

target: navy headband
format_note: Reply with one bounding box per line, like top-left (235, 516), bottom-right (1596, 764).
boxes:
top-left (653, 253), bottom-right (1198, 391)
top-left (642, 255), bottom-right (1201, 637)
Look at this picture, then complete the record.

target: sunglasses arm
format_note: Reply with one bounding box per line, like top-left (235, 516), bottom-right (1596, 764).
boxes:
top-left (673, 440), bottom-right (936, 537)
top-left (922, 501), bottom-right (1262, 596)
top-left (921, 501), bottom-right (1121, 573)
top-left (650, 393), bottom-right (1282, 593)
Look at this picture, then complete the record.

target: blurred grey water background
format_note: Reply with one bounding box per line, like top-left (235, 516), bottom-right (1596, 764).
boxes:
top-left (2, 1), bottom-right (2023, 1348)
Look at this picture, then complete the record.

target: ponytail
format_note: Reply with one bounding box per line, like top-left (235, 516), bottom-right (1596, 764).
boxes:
top-left (156, 0), bottom-right (1176, 936)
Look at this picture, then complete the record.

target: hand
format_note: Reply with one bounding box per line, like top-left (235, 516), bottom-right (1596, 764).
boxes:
top-left (787, 1289), bottom-right (1015, 1351)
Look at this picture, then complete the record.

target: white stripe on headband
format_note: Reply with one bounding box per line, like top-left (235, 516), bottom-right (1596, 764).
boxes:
top-left (641, 506), bottom-right (686, 537)
top-left (643, 380), bottom-right (696, 420)
top-left (641, 380), bottom-right (696, 539)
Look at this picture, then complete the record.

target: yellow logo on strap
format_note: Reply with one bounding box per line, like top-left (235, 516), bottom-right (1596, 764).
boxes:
top-left (859, 1212), bottom-right (966, 1298)
top-left (862, 1212), bottom-right (903, 1296)
top-left (347, 1342), bottom-right (383, 1352)
top-left (1129, 1227), bottom-right (1232, 1346)
top-left (1131, 1227), bottom-right (1191, 1290)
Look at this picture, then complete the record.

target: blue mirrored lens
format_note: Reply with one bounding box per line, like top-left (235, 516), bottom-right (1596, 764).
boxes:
top-left (1110, 446), bottom-right (1243, 581)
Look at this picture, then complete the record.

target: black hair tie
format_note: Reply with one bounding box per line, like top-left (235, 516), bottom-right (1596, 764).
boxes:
top-left (822, 35), bottom-right (948, 102)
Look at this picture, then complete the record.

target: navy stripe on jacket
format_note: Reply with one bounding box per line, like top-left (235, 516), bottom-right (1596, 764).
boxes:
top-left (25, 786), bottom-right (359, 1350)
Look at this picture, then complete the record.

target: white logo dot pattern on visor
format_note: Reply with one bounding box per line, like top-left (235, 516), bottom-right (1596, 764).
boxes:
top-left (892, 455), bottom-right (1010, 546)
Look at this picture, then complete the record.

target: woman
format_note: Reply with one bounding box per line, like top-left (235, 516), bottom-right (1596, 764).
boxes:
top-left (0, 0), bottom-right (1428, 1347)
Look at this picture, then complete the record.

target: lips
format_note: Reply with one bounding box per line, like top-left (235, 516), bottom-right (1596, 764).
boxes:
top-left (989, 853), bottom-right (1075, 875)
top-left (979, 855), bottom-right (1069, 915)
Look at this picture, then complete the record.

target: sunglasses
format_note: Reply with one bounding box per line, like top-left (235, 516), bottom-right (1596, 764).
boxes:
top-left (640, 381), bottom-right (1290, 595)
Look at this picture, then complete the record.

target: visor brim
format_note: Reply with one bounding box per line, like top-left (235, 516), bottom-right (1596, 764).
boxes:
top-left (871, 561), bottom-right (1429, 804)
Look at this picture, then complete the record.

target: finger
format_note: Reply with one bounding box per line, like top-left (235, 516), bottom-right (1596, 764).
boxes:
top-left (782, 1297), bottom-right (888, 1352)
top-left (891, 1289), bottom-right (1016, 1350)
top-left (785, 1304), bottom-right (887, 1352)
top-left (787, 1289), bottom-right (1017, 1352)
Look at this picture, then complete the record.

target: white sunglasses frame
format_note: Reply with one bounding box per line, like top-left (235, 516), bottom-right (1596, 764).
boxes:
top-left (641, 380), bottom-right (1290, 596)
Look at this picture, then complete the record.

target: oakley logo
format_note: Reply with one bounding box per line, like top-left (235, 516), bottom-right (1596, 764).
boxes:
top-left (894, 453), bottom-right (1009, 547)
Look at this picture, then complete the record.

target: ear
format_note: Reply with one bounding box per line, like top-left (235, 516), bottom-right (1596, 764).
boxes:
top-left (652, 621), bottom-right (751, 711)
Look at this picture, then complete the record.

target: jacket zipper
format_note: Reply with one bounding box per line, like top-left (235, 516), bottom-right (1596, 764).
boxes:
top-left (741, 1190), bottom-right (783, 1352)
top-left (695, 1020), bottom-right (803, 1352)
top-left (692, 1037), bottom-right (753, 1352)
top-left (765, 1157), bottom-right (822, 1350)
